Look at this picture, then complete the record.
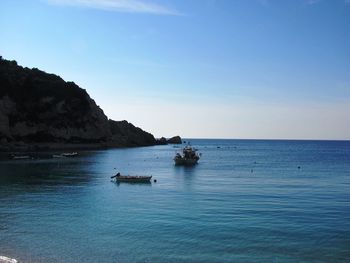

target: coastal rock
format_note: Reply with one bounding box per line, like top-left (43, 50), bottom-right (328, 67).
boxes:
top-left (167, 136), bottom-right (182, 144)
top-left (156, 137), bottom-right (167, 145)
top-left (0, 57), bottom-right (155, 149)
top-left (0, 96), bottom-right (16, 139)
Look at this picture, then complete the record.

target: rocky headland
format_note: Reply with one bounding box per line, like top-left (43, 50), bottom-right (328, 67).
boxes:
top-left (0, 56), bottom-right (158, 151)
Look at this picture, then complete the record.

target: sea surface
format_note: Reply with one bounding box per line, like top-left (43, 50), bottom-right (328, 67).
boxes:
top-left (0, 139), bottom-right (349, 263)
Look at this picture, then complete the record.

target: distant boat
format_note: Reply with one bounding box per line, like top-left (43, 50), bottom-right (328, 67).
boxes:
top-left (52, 154), bottom-right (65, 158)
top-left (60, 152), bottom-right (78, 157)
top-left (174, 146), bottom-right (200, 166)
top-left (111, 172), bottom-right (152, 183)
top-left (11, 155), bottom-right (30, 160)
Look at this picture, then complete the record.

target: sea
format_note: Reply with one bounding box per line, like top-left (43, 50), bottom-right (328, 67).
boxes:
top-left (0, 139), bottom-right (349, 263)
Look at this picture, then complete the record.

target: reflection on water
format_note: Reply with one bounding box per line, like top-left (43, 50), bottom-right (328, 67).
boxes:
top-left (1, 140), bottom-right (350, 263)
top-left (114, 181), bottom-right (153, 187)
top-left (173, 165), bottom-right (198, 188)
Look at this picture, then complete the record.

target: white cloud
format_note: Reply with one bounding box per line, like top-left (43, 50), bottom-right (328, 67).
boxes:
top-left (44, 0), bottom-right (181, 15)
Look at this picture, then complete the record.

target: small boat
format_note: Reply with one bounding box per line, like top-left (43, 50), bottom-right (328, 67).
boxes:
top-left (61, 152), bottom-right (78, 157)
top-left (111, 172), bottom-right (152, 183)
top-left (174, 146), bottom-right (201, 166)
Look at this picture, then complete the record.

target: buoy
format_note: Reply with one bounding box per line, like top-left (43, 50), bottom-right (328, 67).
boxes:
top-left (298, 166), bottom-right (301, 169)
top-left (154, 179), bottom-right (157, 183)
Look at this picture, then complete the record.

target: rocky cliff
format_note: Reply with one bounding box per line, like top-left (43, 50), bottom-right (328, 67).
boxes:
top-left (0, 56), bottom-right (156, 149)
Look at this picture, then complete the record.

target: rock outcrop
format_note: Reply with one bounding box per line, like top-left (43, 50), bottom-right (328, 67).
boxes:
top-left (0, 56), bottom-right (156, 149)
top-left (167, 136), bottom-right (182, 144)
top-left (155, 136), bottom-right (182, 145)
top-left (156, 137), bottom-right (167, 145)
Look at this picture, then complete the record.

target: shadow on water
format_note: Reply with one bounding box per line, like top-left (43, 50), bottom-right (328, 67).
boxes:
top-left (0, 158), bottom-right (93, 198)
top-left (0, 156), bottom-right (97, 263)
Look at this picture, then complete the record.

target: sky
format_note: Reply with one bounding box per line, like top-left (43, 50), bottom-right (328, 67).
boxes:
top-left (0, 0), bottom-right (350, 139)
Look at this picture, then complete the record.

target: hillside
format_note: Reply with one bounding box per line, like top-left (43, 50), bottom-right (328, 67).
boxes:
top-left (0, 56), bottom-right (156, 150)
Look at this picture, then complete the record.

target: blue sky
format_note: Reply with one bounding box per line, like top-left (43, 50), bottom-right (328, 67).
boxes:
top-left (1, 0), bottom-right (349, 139)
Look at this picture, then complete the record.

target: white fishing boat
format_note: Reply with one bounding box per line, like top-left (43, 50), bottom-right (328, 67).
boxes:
top-left (174, 146), bottom-right (200, 165)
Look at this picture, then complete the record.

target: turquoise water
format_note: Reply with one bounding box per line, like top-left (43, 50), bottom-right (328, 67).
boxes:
top-left (0, 140), bottom-right (349, 262)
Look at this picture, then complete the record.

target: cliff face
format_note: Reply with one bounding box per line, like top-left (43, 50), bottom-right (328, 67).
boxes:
top-left (0, 57), bottom-right (156, 148)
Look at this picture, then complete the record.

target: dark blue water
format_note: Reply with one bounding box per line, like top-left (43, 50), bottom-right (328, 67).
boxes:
top-left (0, 140), bottom-right (349, 262)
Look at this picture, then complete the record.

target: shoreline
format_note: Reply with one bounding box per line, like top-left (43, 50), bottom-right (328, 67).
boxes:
top-left (0, 141), bottom-right (157, 153)
top-left (0, 256), bottom-right (18, 263)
